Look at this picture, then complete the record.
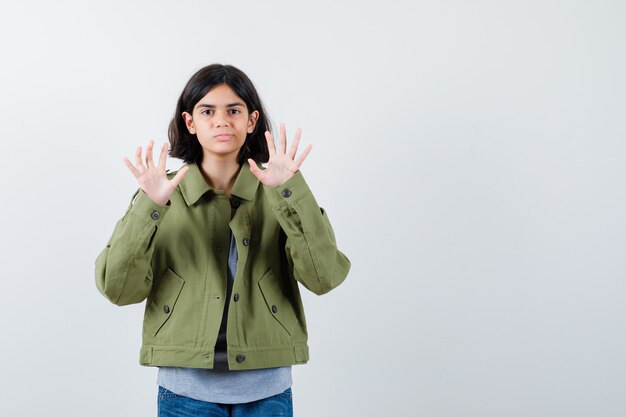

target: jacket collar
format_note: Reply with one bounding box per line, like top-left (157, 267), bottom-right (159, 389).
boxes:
top-left (178, 161), bottom-right (259, 206)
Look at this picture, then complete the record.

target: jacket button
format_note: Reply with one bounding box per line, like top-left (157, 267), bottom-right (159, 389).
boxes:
top-left (150, 210), bottom-right (160, 220)
top-left (233, 293), bottom-right (240, 302)
top-left (236, 354), bottom-right (246, 363)
top-left (243, 238), bottom-right (250, 246)
top-left (271, 305), bottom-right (278, 313)
top-left (230, 197), bottom-right (241, 208)
top-left (163, 305), bottom-right (170, 314)
top-left (282, 189), bottom-right (292, 198)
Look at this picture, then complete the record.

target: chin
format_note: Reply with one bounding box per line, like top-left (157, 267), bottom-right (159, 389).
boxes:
top-left (202, 147), bottom-right (243, 160)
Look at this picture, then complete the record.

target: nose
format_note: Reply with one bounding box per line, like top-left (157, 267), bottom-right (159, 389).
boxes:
top-left (214, 110), bottom-right (230, 127)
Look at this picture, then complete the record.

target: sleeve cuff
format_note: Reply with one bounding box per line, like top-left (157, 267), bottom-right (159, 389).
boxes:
top-left (263, 171), bottom-right (311, 208)
top-left (128, 190), bottom-right (170, 225)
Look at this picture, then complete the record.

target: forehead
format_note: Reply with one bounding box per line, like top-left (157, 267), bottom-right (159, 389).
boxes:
top-left (195, 84), bottom-right (245, 108)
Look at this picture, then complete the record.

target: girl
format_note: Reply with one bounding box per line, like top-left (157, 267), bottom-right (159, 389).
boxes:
top-left (95, 64), bottom-right (350, 416)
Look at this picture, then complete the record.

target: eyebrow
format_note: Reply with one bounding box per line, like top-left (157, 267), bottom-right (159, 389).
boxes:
top-left (196, 102), bottom-right (245, 109)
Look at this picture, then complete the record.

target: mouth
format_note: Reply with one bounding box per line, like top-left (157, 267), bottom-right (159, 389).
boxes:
top-left (214, 133), bottom-right (234, 141)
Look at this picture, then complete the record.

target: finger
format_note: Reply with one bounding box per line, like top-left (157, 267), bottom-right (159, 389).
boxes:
top-left (169, 166), bottom-right (189, 188)
top-left (248, 158), bottom-right (263, 179)
top-left (265, 131), bottom-right (276, 157)
top-left (279, 122), bottom-right (287, 154)
top-left (123, 157), bottom-right (142, 178)
top-left (145, 140), bottom-right (155, 168)
top-left (293, 144), bottom-right (313, 169)
top-left (135, 146), bottom-right (145, 171)
top-left (288, 128), bottom-right (302, 159)
top-left (158, 143), bottom-right (168, 170)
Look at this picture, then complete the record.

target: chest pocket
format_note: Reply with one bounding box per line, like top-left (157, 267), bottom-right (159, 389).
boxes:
top-left (258, 269), bottom-right (297, 336)
top-left (145, 268), bottom-right (185, 337)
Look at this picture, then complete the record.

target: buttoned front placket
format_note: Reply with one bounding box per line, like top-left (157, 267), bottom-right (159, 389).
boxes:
top-left (225, 197), bottom-right (253, 366)
top-left (197, 192), bottom-right (231, 364)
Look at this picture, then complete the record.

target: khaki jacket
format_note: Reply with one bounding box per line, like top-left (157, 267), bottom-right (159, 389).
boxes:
top-left (95, 162), bottom-right (350, 370)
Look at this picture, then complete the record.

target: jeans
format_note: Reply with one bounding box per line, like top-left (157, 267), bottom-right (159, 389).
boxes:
top-left (157, 386), bottom-right (293, 417)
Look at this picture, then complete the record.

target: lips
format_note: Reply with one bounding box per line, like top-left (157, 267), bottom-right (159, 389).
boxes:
top-left (214, 133), bottom-right (234, 141)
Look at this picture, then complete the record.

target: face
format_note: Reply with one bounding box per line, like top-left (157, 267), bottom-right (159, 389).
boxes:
top-left (182, 84), bottom-right (259, 162)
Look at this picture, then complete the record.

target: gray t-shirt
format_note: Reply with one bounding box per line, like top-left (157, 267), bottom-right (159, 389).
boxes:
top-left (157, 232), bottom-right (292, 404)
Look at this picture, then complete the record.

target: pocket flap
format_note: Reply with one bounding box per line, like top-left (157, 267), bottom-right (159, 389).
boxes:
top-left (258, 269), bottom-right (297, 336)
top-left (145, 268), bottom-right (185, 337)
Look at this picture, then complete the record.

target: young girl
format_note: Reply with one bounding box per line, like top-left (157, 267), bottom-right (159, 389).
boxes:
top-left (95, 64), bottom-right (350, 416)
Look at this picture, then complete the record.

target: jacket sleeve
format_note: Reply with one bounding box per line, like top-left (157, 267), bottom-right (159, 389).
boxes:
top-left (264, 171), bottom-right (351, 295)
top-left (95, 190), bottom-right (170, 306)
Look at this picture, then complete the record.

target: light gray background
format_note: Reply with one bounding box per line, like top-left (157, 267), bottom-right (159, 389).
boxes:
top-left (1, 0), bottom-right (625, 416)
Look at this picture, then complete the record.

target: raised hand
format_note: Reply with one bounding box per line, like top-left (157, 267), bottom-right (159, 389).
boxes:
top-left (248, 123), bottom-right (312, 187)
top-left (123, 140), bottom-right (189, 206)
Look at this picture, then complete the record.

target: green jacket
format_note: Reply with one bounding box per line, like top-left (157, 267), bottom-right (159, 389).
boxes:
top-left (95, 162), bottom-right (350, 370)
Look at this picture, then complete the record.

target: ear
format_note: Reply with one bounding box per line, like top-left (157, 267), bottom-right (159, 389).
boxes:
top-left (247, 110), bottom-right (259, 134)
top-left (182, 112), bottom-right (195, 134)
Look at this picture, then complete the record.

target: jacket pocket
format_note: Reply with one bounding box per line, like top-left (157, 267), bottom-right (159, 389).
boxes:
top-left (145, 268), bottom-right (185, 337)
top-left (258, 269), bottom-right (297, 336)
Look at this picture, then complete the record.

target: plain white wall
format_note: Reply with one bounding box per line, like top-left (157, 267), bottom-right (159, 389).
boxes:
top-left (1, 0), bottom-right (625, 416)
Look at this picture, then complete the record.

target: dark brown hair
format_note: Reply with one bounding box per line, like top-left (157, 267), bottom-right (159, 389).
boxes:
top-left (168, 64), bottom-right (270, 164)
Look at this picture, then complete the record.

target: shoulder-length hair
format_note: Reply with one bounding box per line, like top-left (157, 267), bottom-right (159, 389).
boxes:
top-left (168, 64), bottom-right (270, 165)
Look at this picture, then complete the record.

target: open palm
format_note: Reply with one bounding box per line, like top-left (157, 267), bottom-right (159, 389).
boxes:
top-left (123, 140), bottom-right (189, 206)
top-left (248, 123), bottom-right (312, 187)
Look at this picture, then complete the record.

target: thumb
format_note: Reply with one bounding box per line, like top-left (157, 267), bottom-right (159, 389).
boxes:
top-left (248, 159), bottom-right (263, 179)
top-left (170, 166), bottom-right (189, 188)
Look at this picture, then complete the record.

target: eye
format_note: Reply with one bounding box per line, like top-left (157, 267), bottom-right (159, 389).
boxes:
top-left (229, 109), bottom-right (241, 115)
top-left (201, 109), bottom-right (214, 116)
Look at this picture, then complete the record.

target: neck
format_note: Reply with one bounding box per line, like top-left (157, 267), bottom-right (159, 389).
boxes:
top-left (199, 154), bottom-right (241, 197)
